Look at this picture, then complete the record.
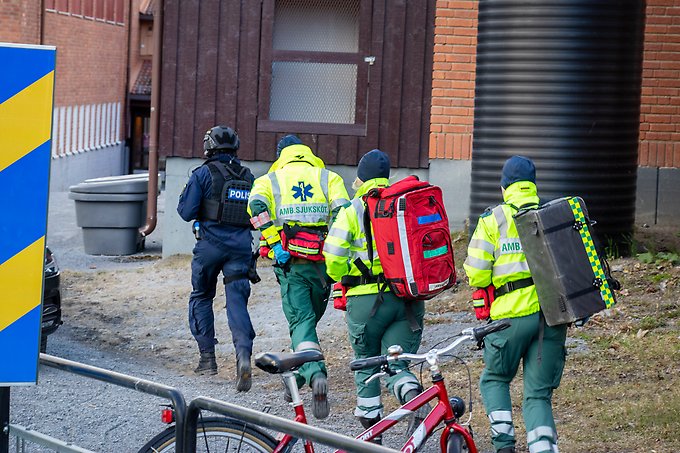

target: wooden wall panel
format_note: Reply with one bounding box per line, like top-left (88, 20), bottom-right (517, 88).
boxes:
top-left (173, 0), bottom-right (200, 157)
top-left (378, 0), bottom-right (406, 167)
top-left (399, 0), bottom-right (427, 168)
top-left (159, 0), bottom-right (436, 168)
top-left (194, 0), bottom-right (220, 139)
top-left (158, 0), bottom-right (179, 158)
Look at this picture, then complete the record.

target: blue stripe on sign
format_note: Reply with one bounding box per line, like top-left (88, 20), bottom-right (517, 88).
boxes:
top-left (417, 213), bottom-right (442, 225)
top-left (0, 141), bottom-right (51, 266)
top-left (0, 46), bottom-right (56, 104)
top-left (0, 304), bottom-right (41, 384)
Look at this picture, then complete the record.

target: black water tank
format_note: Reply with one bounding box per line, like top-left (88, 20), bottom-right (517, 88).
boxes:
top-left (470, 0), bottom-right (645, 249)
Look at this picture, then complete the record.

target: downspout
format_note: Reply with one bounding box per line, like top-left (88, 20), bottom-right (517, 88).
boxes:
top-left (140, 0), bottom-right (163, 237)
top-left (39, 0), bottom-right (45, 44)
top-left (123, 0), bottom-right (133, 173)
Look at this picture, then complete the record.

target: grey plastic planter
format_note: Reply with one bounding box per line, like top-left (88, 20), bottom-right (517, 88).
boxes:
top-left (69, 174), bottom-right (149, 255)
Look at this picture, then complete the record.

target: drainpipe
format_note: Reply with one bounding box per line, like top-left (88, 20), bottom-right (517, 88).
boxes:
top-left (140, 0), bottom-right (162, 237)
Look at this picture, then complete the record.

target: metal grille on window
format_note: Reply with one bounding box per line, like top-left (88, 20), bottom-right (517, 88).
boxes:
top-left (270, 0), bottom-right (360, 124)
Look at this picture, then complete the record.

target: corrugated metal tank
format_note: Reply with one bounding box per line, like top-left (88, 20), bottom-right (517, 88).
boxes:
top-left (469, 0), bottom-right (645, 249)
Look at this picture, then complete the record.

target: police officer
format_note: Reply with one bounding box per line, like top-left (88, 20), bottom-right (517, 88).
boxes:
top-left (323, 149), bottom-right (427, 438)
top-left (177, 125), bottom-right (257, 393)
top-left (463, 156), bottom-right (567, 453)
top-left (247, 135), bottom-right (349, 419)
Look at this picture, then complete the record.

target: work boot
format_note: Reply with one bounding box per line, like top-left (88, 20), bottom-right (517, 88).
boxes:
top-left (311, 374), bottom-right (330, 419)
top-left (194, 351), bottom-right (217, 376)
top-left (404, 389), bottom-right (430, 438)
top-left (358, 416), bottom-right (383, 445)
top-left (236, 352), bottom-right (252, 392)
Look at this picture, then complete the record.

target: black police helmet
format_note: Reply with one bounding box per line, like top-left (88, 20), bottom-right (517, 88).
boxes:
top-left (203, 125), bottom-right (240, 157)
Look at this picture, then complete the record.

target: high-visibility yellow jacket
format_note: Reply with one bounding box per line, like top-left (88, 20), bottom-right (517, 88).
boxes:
top-left (247, 144), bottom-right (349, 231)
top-left (323, 178), bottom-right (390, 296)
top-left (463, 181), bottom-right (541, 319)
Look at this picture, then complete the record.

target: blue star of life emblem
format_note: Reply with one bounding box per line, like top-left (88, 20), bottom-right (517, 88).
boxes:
top-left (292, 182), bottom-right (314, 202)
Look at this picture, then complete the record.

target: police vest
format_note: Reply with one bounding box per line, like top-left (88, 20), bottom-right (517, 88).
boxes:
top-left (199, 161), bottom-right (253, 228)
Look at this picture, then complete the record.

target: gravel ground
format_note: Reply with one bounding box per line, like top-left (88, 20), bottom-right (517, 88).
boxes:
top-left (9, 190), bottom-right (494, 452)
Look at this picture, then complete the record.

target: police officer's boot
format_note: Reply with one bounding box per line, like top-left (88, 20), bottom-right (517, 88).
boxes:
top-left (194, 351), bottom-right (217, 376)
top-left (404, 389), bottom-right (430, 438)
top-left (358, 416), bottom-right (382, 445)
top-left (236, 351), bottom-right (252, 392)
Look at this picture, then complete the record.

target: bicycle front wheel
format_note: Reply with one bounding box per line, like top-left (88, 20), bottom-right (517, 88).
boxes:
top-left (138, 417), bottom-right (277, 453)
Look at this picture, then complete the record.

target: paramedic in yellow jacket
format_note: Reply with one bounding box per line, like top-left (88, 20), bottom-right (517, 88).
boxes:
top-left (464, 156), bottom-right (567, 453)
top-left (323, 149), bottom-right (427, 438)
top-left (247, 135), bottom-right (349, 420)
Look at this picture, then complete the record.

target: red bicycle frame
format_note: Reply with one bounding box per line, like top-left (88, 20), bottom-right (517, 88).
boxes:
top-left (352, 379), bottom-right (477, 453)
top-left (273, 400), bottom-right (314, 453)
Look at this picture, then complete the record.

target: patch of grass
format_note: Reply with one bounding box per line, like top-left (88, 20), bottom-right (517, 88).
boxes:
top-left (557, 332), bottom-right (680, 452)
top-left (639, 316), bottom-right (666, 330)
top-left (649, 272), bottom-right (672, 283)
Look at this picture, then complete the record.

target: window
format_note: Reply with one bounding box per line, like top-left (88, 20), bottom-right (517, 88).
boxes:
top-left (258, 0), bottom-right (370, 135)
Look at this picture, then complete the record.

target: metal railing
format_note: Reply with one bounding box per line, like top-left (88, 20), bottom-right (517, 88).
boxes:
top-left (38, 354), bottom-right (187, 452)
top-left (186, 397), bottom-right (396, 453)
top-left (9, 424), bottom-right (95, 453)
top-left (8, 355), bottom-right (397, 453)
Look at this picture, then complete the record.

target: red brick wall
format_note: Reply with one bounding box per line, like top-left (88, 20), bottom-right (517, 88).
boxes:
top-left (639, 1), bottom-right (680, 168)
top-left (0, 0), bottom-right (41, 44)
top-left (429, 0), bottom-right (478, 160)
top-left (43, 9), bottom-right (129, 108)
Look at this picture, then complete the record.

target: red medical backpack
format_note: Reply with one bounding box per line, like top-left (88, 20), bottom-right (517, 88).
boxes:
top-left (363, 176), bottom-right (456, 300)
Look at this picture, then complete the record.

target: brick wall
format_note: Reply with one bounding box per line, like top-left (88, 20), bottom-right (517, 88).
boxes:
top-left (429, 0), bottom-right (478, 160)
top-left (43, 9), bottom-right (129, 108)
top-left (639, 1), bottom-right (680, 168)
top-left (0, 0), bottom-right (41, 44)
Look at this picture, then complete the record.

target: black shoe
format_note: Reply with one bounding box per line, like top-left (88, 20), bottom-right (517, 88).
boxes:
top-left (404, 389), bottom-right (430, 437)
top-left (236, 353), bottom-right (252, 392)
top-left (497, 448), bottom-right (516, 453)
top-left (358, 416), bottom-right (383, 444)
top-left (194, 352), bottom-right (217, 376)
top-left (311, 375), bottom-right (330, 419)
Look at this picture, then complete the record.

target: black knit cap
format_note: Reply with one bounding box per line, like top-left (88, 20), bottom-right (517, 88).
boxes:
top-left (276, 134), bottom-right (303, 157)
top-left (357, 149), bottom-right (390, 182)
top-left (501, 155), bottom-right (536, 189)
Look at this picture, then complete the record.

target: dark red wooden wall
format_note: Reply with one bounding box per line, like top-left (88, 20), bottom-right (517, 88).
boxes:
top-left (159, 0), bottom-right (435, 168)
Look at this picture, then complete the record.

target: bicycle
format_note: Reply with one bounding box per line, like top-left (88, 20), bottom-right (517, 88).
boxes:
top-left (138, 320), bottom-right (510, 452)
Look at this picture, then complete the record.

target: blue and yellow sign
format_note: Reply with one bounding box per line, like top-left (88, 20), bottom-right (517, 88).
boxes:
top-left (0, 43), bottom-right (55, 385)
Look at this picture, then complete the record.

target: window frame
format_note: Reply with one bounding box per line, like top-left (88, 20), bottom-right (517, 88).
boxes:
top-left (257, 0), bottom-right (372, 136)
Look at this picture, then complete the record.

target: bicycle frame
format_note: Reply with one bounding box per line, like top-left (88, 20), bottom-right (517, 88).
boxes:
top-left (273, 372), bottom-right (314, 453)
top-left (353, 379), bottom-right (477, 453)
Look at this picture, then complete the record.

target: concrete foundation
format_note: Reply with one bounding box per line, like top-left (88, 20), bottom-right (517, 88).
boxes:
top-left (49, 143), bottom-right (127, 192)
top-left (634, 166), bottom-right (680, 227)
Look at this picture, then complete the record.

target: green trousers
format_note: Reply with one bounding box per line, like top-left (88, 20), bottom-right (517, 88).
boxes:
top-left (345, 292), bottom-right (425, 419)
top-left (274, 261), bottom-right (329, 387)
top-left (480, 312), bottom-right (567, 453)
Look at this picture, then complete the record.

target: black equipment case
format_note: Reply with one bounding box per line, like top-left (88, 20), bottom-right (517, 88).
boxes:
top-left (514, 196), bottom-right (617, 326)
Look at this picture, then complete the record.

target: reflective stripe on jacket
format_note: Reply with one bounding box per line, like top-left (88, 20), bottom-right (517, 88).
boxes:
top-left (323, 178), bottom-right (390, 296)
top-left (463, 181), bottom-right (540, 319)
top-left (247, 144), bottom-right (349, 229)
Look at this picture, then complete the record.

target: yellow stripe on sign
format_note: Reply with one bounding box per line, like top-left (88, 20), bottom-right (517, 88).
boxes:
top-left (0, 71), bottom-right (54, 173)
top-left (0, 237), bottom-right (45, 332)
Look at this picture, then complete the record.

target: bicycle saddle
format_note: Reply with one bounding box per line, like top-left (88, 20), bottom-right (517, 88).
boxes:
top-left (254, 350), bottom-right (325, 374)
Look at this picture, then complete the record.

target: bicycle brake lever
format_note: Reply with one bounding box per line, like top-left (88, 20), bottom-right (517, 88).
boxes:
top-left (365, 371), bottom-right (387, 384)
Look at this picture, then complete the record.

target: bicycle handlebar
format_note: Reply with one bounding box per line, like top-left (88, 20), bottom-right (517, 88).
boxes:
top-left (472, 318), bottom-right (511, 342)
top-left (348, 320), bottom-right (512, 371)
top-left (349, 355), bottom-right (388, 371)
